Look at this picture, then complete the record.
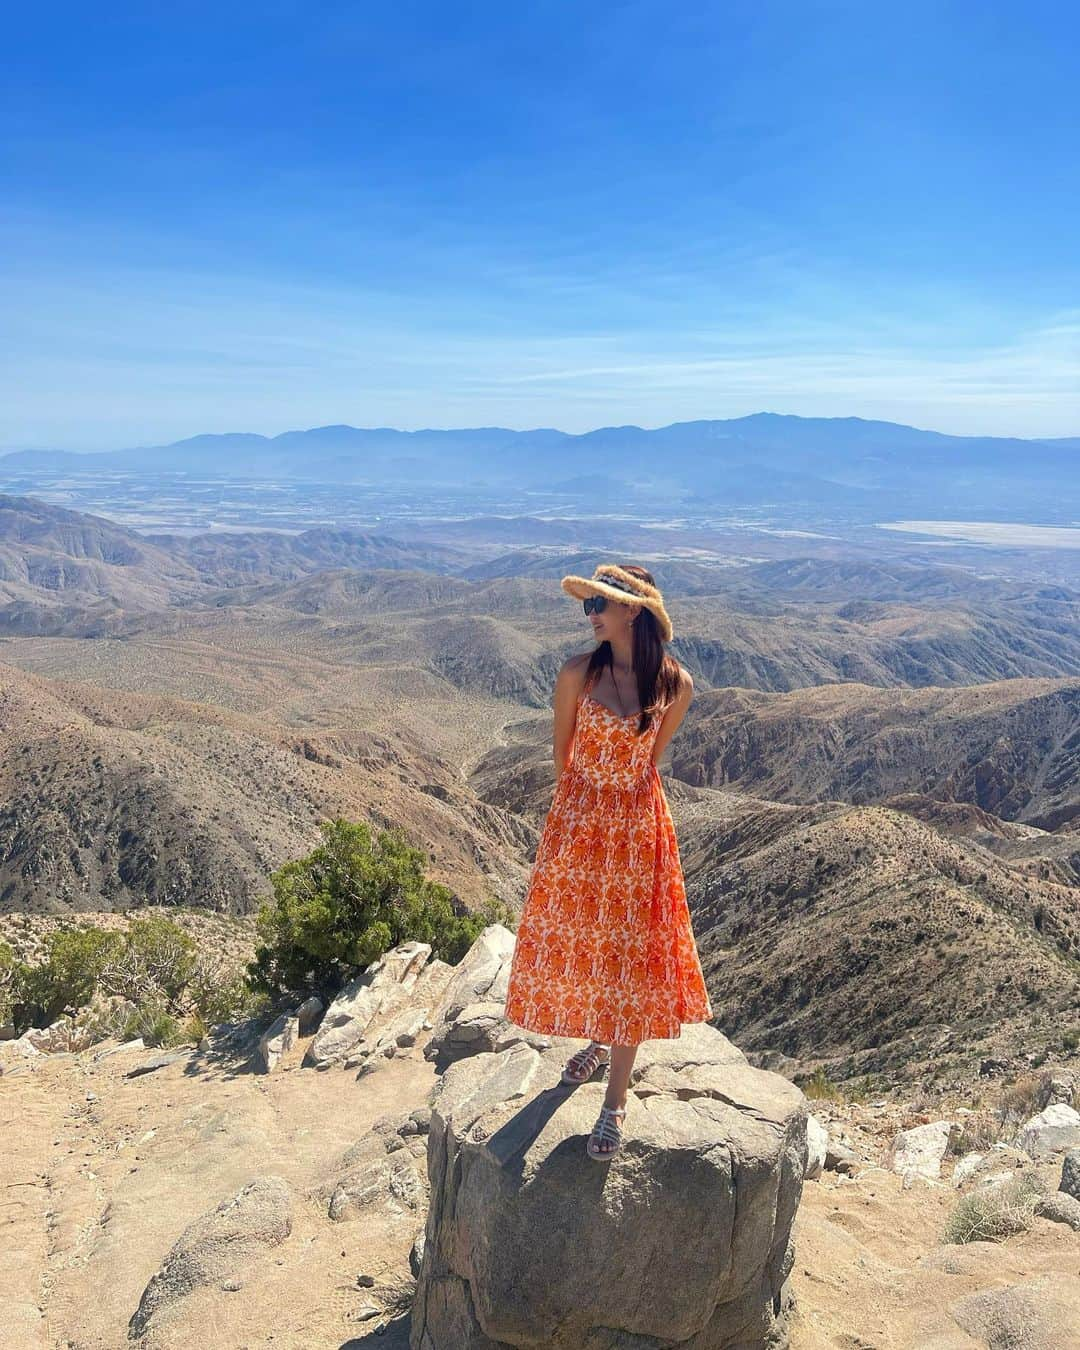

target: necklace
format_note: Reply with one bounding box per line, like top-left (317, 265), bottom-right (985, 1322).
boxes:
top-left (610, 662), bottom-right (633, 717)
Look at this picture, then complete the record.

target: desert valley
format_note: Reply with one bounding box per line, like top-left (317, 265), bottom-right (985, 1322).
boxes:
top-left (1, 420), bottom-right (1079, 1349)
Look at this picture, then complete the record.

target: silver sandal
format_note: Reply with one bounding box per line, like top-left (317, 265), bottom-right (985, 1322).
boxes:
top-left (561, 1040), bottom-right (611, 1084)
top-left (587, 1102), bottom-right (627, 1161)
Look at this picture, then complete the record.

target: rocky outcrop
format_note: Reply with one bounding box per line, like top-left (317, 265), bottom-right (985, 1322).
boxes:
top-left (314, 1111), bottom-right (431, 1223)
top-left (254, 1012), bottom-right (297, 1073)
top-left (423, 923), bottom-right (540, 1070)
top-left (25, 1017), bottom-right (96, 1054)
top-left (305, 940), bottom-right (433, 1068)
top-left (345, 1005), bottom-right (433, 1075)
top-left (411, 1024), bottom-right (808, 1350)
top-left (128, 1175), bottom-right (293, 1339)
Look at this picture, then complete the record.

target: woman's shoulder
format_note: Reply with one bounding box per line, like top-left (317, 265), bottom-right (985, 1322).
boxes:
top-left (555, 651), bottom-right (593, 697)
top-left (670, 661), bottom-right (694, 702)
top-left (559, 651), bottom-right (593, 682)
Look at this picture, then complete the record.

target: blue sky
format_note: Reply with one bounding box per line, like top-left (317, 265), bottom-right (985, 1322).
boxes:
top-left (3, 1), bottom-right (1078, 449)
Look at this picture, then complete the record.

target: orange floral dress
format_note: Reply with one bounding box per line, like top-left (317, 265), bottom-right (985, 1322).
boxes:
top-left (503, 687), bottom-right (714, 1045)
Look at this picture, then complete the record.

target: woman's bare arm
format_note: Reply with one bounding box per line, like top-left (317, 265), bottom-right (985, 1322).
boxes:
top-left (552, 654), bottom-right (589, 777)
top-left (650, 667), bottom-right (693, 766)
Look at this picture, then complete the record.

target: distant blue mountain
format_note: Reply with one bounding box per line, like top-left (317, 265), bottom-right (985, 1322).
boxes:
top-left (1, 413), bottom-right (1075, 511)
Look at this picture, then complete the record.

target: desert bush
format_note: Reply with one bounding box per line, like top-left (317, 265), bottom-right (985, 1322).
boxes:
top-left (75, 1000), bottom-right (131, 1043)
top-left (943, 1173), bottom-right (1044, 1244)
top-left (187, 957), bottom-right (270, 1025)
top-left (14, 926), bottom-right (123, 1027)
top-left (0, 939), bottom-right (15, 1024)
top-left (946, 1114), bottom-right (1002, 1155)
top-left (120, 998), bottom-right (186, 1048)
top-left (247, 816), bottom-right (515, 997)
top-left (995, 1069), bottom-right (1058, 1127)
top-left (800, 1066), bottom-right (844, 1101)
top-left (98, 916), bottom-right (197, 1003)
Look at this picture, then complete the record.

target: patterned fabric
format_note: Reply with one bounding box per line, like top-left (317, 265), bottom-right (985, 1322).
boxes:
top-left (503, 689), bottom-right (714, 1045)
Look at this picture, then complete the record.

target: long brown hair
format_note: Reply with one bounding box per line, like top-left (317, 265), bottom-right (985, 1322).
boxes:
top-left (581, 563), bottom-right (682, 734)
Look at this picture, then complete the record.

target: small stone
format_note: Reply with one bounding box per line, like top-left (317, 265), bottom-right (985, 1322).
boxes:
top-left (1059, 1149), bottom-right (1080, 1200)
top-left (1035, 1191), bottom-right (1080, 1231)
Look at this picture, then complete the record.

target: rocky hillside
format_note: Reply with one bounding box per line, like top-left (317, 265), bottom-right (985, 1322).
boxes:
top-left (673, 677), bottom-right (1080, 829)
top-left (0, 662), bottom-right (529, 915)
top-left (0, 494), bottom-right (205, 633)
top-left (691, 800), bottom-right (1080, 1081)
top-left (4, 494), bottom-right (1080, 691)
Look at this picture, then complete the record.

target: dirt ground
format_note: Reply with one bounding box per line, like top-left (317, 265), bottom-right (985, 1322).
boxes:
top-left (3, 1032), bottom-right (1079, 1350)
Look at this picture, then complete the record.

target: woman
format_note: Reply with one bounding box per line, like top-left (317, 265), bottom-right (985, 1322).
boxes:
top-left (503, 562), bottom-right (714, 1161)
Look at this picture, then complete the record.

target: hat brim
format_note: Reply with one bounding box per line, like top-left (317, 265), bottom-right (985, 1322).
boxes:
top-left (560, 573), bottom-right (674, 642)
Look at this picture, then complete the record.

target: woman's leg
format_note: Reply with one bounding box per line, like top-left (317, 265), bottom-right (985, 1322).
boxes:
top-left (604, 1042), bottom-right (639, 1109)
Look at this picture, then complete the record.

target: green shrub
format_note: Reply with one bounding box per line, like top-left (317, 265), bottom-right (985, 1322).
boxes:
top-left (120, 998), bottom-right (186, 1048)
top-left (800, 1065), bottom-right (844, 1102)
top-left (0, 940), bottom-right (15, 1024)
top-left (247, 816), bottom-right (515, 997)
top-left (943, 1173), bottom-right (1044, 1244)
top-left (1063, 1028), bottom-right (1080, 1053)
top-left (15, 926), bottom-right (123, 1026)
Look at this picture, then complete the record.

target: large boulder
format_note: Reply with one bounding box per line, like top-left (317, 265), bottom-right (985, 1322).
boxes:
top-left (254, 1012), bottom-right (297, 1073)
top-left (24, 1017), bottom-right (96, 1055)
top-left (1035, 1191), bottom-right (1080, 1231)
top-left (128, 1175), bottom-right (292, 1339)
top-left (0, 1031), bottom-right (43, 1064)
top-left (885, 1120), bottom-right (952, 1182)
top-left (805, 1115), bottom-right (828, 1180)
top-left (1014, 1103), bottom-right (1080, 1158)
top-left (293, 994), bottom-right (324, 1036)
top-left (949, 1278), bottom-right (1079, 1349)
top-left (304, 940), bottom-right (432, 1068)
top-left (411, 1024), bottom-right (808, 1349)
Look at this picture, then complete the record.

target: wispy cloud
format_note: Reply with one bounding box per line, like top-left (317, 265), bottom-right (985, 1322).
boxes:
top-left (3, 210), bottom-right (1078, 447)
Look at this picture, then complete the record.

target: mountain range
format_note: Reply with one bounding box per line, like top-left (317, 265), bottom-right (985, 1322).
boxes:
top-left (4, 413), bottom-right (1078, 510)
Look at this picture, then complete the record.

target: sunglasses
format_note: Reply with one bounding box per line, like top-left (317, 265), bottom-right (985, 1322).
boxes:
top-left (583, 595), bottom-right (611, 616)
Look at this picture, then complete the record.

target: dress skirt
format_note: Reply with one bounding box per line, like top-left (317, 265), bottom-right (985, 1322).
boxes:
top-left (503, 692), bottom-right (714, 1046)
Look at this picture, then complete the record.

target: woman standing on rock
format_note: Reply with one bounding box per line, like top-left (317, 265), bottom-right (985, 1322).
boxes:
top-left (503, 562), bottom-right (714, 1160)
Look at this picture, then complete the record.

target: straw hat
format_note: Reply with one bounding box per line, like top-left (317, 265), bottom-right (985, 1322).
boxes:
top-left (560, 563), bottom-right (674, 643)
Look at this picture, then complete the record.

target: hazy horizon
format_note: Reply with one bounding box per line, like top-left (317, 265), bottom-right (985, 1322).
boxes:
top-left (4, 408), bottom-right (1079, 460)
top-left (5, 3), bottom-right (1079, 449)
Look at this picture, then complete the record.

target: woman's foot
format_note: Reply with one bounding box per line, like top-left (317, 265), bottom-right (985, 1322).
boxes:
top-left (561, 1040), bottom-right (610, 1084)
top-left (587, 1100), bottom-right (627, 1160)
